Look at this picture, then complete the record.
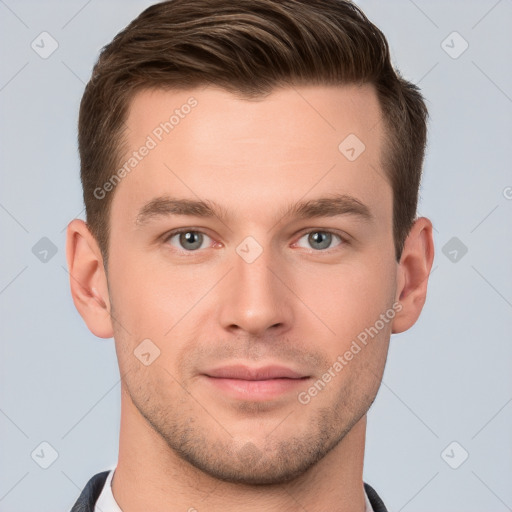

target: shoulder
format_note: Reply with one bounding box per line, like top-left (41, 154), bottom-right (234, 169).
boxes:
top-left (69, 471), bottom-right (110, 512)
top-left (364, 482), bottom-right (389, 512)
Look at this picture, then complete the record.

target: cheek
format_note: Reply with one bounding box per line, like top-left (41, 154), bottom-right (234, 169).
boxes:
top-left (108, 251), bottom-right (213, 368)
top-left (109, 249), bottom-right (174, 318)
top-left (294, 257), bottom-right (395, 343)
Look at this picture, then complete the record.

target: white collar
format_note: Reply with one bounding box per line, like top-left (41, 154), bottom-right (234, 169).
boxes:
top-left (94, 467), bottom-right (374, 512)
top-left (94, 468), bottom-right (122, 512)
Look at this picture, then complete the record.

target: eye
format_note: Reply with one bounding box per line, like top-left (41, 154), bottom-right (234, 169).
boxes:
top-left (295, 230), bottom-right (346, 251)
top-left (164, 229), bottom-right (213, 251)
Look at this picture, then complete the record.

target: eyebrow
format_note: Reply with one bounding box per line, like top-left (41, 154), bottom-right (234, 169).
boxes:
top-left (135, 193), bottom-right (374, 227)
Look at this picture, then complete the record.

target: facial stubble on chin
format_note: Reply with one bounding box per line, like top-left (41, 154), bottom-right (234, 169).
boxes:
top-left (109, 288), bottom-right (391, 486)
top-left (123, 358), bottom-right (379, 486)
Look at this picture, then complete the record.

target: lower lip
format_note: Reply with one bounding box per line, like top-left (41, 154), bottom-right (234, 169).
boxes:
top-left (203, 376), bottom-right (309, 400)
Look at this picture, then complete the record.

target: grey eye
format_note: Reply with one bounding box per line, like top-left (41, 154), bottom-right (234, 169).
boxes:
top-left (296, 231), bottom-right (342, 251)
top-left (168, 231), bottom-right (210, 251)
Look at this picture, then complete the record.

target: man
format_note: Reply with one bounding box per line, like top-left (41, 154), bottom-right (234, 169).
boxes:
top-left (67, 0), bottom-right (434, 510)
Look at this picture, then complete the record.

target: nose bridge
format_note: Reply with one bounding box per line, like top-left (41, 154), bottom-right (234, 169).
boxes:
top-left (219, 238), bottom-right (292, 335)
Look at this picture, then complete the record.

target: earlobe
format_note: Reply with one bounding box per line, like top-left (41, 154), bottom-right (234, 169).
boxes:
top-left (66, 219), bottom-right (114, 339)
top-left (391, 217), bottom-right (435, 334)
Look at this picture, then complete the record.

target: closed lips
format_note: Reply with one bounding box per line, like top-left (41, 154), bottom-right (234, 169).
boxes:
top-left (204, 365), bottom-right (309, 380)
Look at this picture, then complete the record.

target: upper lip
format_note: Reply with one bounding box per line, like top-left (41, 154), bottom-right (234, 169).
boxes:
top-left (204, 365), bottom-right (307, 380)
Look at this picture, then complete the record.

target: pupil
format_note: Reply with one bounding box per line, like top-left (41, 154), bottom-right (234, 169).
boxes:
top-left (310, 232), bottom-right (331, 250)
top-left (180, 231), bottom-right (202, 250)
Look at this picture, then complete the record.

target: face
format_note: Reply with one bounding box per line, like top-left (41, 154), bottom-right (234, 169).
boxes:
top-left (106, 84), bottom-right (398, 484)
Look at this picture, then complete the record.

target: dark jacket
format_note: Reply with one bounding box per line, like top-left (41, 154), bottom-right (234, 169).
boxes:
top-left (70, 471), bottom-right (388, 512)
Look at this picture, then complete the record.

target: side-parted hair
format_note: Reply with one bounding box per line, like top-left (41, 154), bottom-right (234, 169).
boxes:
top-left (78, 0), bottom-right (428, 266)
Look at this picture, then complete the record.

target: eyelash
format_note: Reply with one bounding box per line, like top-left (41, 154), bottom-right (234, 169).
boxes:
top-left (162, 228), bottom-right (350, 254)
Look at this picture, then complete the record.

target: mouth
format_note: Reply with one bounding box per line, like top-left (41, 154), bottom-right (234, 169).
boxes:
top-left (202, 365), bottom-right (311, 401)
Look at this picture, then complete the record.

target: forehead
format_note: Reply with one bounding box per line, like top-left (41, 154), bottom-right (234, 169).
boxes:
top-left (111, 84), bottom-right (391, 229)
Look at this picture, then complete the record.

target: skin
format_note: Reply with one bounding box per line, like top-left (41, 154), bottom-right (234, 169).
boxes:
top-left (67, 84), bottom-right (434, 511)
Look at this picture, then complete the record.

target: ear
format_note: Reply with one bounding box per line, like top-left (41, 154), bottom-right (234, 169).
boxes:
top-left (66, 219), bottom-right (114, 338)
top-left (391, 217), bottom-right (435, 334)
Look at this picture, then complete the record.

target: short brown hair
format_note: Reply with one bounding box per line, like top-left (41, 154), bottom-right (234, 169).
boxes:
top-left (79, 0), bottom-right (428, 267)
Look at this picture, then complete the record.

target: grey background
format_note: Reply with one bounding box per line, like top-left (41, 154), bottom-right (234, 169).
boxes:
top-left (1, 0), bottom-right (511, 511)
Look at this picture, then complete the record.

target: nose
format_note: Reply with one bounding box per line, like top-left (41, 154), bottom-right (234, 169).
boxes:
top-left (218, 243), bottom-right (294, 337)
